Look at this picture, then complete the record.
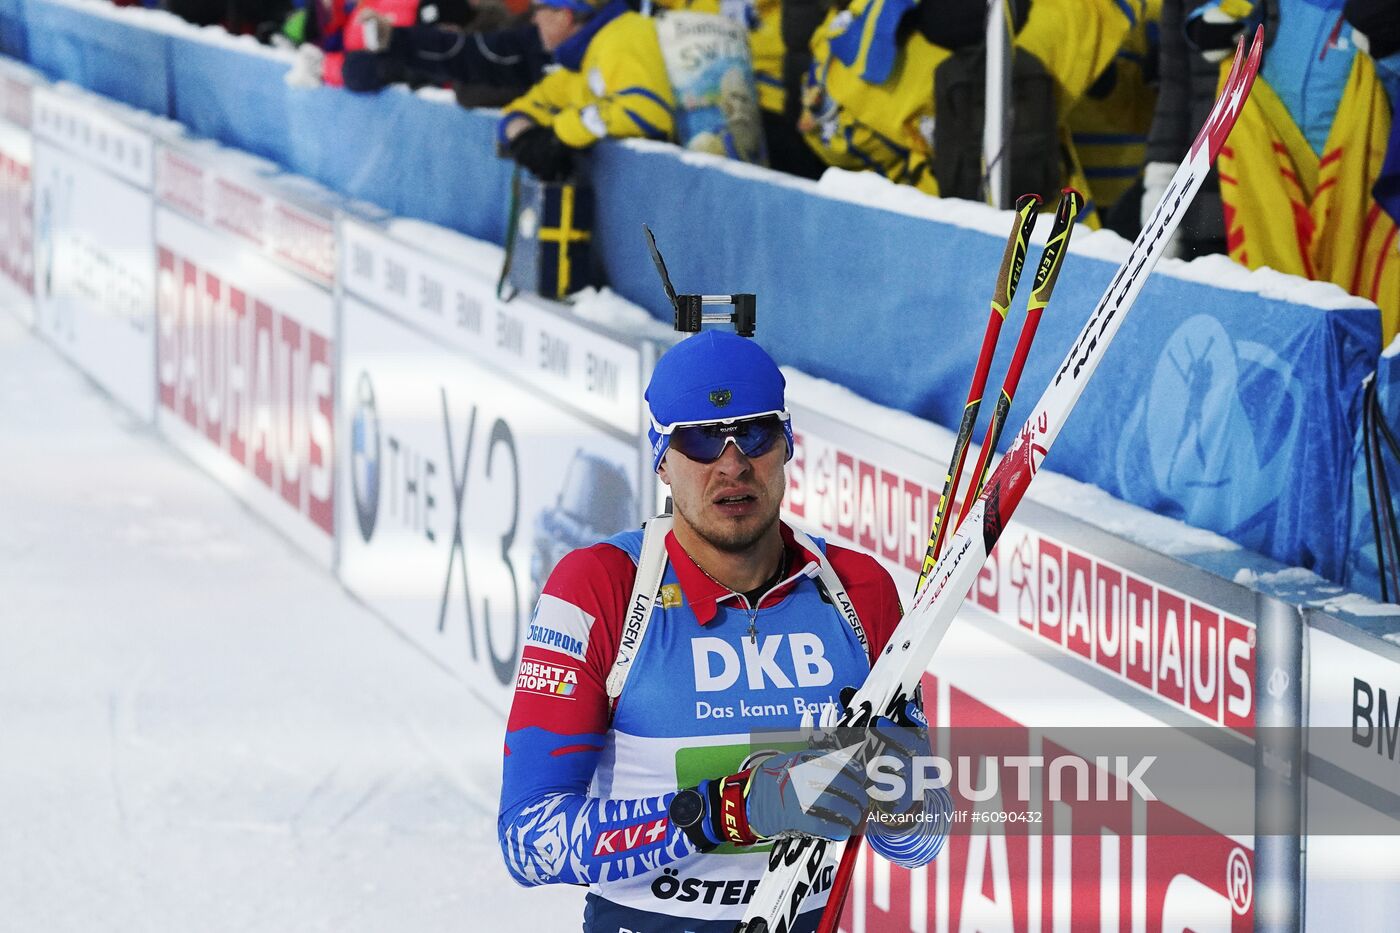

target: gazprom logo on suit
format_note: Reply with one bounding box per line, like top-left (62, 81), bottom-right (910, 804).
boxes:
top-left (350, 372), bottom-right (381, 543)
top-left (691, 634), bottom-right (834, 691)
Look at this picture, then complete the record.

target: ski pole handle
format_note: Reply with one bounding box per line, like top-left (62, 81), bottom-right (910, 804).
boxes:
top-left (915, 192), bottom-right (1040, 594)
top-left (958, 188), bottom-right (1083, 522)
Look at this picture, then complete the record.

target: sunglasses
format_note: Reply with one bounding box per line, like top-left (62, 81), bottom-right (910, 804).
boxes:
top-left (660, 413), bottom-right (791, 464)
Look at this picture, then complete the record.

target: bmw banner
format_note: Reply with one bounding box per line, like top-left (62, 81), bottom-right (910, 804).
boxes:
top-left (338, 217), bottom-right (648, 712)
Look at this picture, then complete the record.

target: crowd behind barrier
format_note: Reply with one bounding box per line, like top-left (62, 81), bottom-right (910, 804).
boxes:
top-left (3, 0), bottom-right (1398, 601)
top-left (11, 1), bottom-right (1399, 301)
top-left (120, 0), bottom-right (1400, 331)
top-left (3, 33), bottom-right (1400, 932)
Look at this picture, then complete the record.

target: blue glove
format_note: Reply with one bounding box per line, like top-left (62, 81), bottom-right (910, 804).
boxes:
top-left (746, 746), bottom-right (869, 841)
top-left (858, 690), bottom-right (933, 821)
top-left (848, 687), bottom-right (954, 864)
top-left (669, 746), bottom-right (868, 852)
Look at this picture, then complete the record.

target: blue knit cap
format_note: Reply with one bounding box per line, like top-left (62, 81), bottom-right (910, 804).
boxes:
top-left (645, 331), bottom-right (791, 471)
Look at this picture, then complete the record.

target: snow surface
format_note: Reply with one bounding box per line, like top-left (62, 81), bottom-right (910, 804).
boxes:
top-left (44, 79), bottom-right (187, 141)
top-left (619, 137), bottom-right (823, 194)
top-left (1382, 331), bottom-right (1400, 360)
top-left (0, 310), bottom-right (584, 930)
top-left (385, 217), bottom-right (505, 273)
top-left (814, 170), bottom-right (1375, 312)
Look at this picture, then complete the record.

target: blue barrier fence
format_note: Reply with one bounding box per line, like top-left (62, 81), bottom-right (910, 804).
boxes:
top-left (11, 0), bottom-right (1386, 589)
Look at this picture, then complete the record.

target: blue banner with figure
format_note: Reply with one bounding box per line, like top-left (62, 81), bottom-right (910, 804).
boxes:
top-left (588, 141), bottom-right (1380, 584)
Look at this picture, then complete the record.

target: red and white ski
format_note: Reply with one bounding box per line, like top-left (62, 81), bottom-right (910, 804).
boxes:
top-left (735, 27), bottom-right (1265, 933)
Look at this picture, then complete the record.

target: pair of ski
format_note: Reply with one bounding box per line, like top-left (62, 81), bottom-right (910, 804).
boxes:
top-left (736, 28), bottom-right (1265, 933)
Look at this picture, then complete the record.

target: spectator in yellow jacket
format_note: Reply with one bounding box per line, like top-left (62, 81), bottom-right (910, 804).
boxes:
top-left (499, 0), bottom-right (676, 180)
top-left (798, 0), bottom-right (1141, 212)
top-left (1067, 0), bottom-right (1162, 232)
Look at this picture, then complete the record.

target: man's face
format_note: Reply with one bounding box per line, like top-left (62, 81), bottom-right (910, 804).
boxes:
top-left (532, 5), bottom-right (578, 52)
top-left (658, 429), bottom-right (787, 554)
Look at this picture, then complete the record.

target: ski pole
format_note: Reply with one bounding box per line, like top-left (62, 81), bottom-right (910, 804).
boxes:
top-left (915, 192), bottom-right (1041, 594)
top-left (955, 188), bottom-right (1082, 529)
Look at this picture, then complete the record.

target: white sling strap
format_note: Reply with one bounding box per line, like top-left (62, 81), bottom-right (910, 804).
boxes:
top-left (606, 512), bottom-right (672, 703)
top-left (605, 518), bottom-right (871, 705)
top-left (787, 527), bottom-right (869, 657)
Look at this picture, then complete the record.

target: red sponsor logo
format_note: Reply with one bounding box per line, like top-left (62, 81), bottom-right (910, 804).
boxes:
top-left (853, 680), bottom-right (1252, 932)
top-left (157, 149), bottom-right (207, 222)
top-left (787, 430), bottom-right (940, 575)
top-left (592, 816), bottom-right (668, 856)
top-left (156, 246), bottom-right (334, 534)
top-left (0, 149), bottom-right (32, 296)
top-left (975, 530), bottom-right (1255, 732)
top-left (213, 178), bottom-right (265, 248)
top-left (271, 203), bottom-right (334, 287)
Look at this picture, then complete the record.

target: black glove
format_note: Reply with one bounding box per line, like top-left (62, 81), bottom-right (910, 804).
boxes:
top-left (508, 126), bottom-right (575, 182)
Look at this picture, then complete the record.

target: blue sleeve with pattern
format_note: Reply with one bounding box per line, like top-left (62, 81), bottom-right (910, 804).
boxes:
top-left (498, 725), bottom-right (701, 886)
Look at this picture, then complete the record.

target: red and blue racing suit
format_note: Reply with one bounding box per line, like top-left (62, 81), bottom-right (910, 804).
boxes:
top-left (498, 521), bottom-right (944, 930)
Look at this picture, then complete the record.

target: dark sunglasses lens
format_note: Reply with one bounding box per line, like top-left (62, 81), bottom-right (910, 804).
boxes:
top-left (670, 417), bottom-right (783, 463)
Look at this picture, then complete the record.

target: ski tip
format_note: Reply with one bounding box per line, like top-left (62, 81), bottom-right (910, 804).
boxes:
top-left (1014, 193), bottom-right (1042, 212)
top-left (1189, 24), bottom-right (1265, 162)
top-left (1248, 23), bottom-right (1265, 66)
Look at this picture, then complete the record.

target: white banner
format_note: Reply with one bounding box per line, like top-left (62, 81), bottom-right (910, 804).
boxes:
top-left (338, 297), bottom-right (642, 713)
top-left (155, 142), bottom-right (334, 288)
top-left (0, 66), bottom-right (34, 318)
top-left (32, 85), bottom-right (154, 189)
top-left (154, 203), bottom-right (336, 567)
top-left (785, 412), bottom-right (1257, 735)
top-left (340, 218), bottom-right (642, 435)
top-left (32, 87), bottom-right (156, 419)
top-left (1303, 627), bottom-right (1400, 929)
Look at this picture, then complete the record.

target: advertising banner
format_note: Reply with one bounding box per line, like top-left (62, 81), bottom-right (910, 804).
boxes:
top-left (32, 85), bottom-right (157, 419)
top-left (154, 141), bottom-right (337, 566)
top-left (844, 640), bottom-right (1257, 933)
top-left (781, 397), bottom-right (1260, 932)
top-left (1302, 622), bottom-right (1400, 930)
top-left (341, 218), bottom-right (641, 436)
top-left (0, 61), bottom-right (34, 318)
top-left (338, 220), bottom-right (646, 712)
top-left (785, 405), bottom-right (1258, 734)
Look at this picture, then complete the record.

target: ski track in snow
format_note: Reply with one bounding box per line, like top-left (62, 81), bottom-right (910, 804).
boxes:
top-left (0, 310), bottom-right (584, 931)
